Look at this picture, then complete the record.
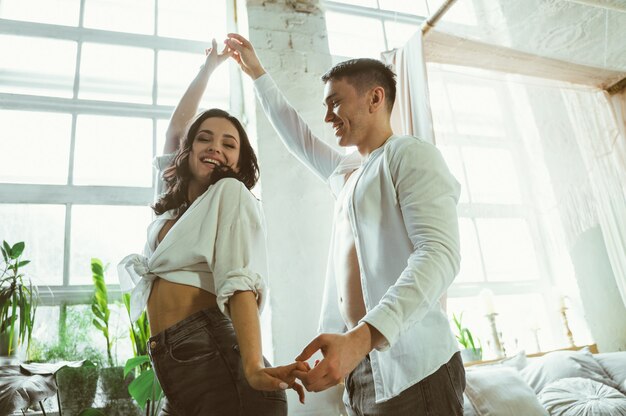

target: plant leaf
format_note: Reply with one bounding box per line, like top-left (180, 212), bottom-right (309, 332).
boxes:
top-left (10, 242), bottom-right (25, 259)
top-left (92, 319), bottom-right (105, 332)
top-left (128, 367), bottom-right (160, 409)
top-left (16, 260), bottom-right (30, 268)
top-left (2, 241), bottom-right (12, 258)
top-left (124, 355), bottom-right (151, 377)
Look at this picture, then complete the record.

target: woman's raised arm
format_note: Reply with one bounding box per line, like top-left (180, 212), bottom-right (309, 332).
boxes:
top-left (163, 38), bottom-right (232, 154)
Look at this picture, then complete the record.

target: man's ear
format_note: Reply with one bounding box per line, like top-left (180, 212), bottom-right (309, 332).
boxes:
top-left (370, 86), bottom-right (386, 113)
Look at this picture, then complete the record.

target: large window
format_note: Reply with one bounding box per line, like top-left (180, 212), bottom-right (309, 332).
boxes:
top-left (0, 0), bottom-right (236, 306)
top-left (322, 0), bottom-right (590, 357)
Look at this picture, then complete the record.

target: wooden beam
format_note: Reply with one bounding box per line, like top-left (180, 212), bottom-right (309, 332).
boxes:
top-left (607, 76), bottom-right (626, 95)
top-left (424, 30), bottom-right (626, 90)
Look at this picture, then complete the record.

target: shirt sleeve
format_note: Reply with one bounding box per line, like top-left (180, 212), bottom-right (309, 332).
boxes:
top-left (153, 153), bottom-right (175, 203)
top-left (253, 73), bottom-right (343, 182)
top-left (360, 139), bottom-right (461, 349)
top-left (209, 178), bottom-right (269, 318)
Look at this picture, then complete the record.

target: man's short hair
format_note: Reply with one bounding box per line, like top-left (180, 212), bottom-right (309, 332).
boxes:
top-left (321, 58), bottom-right (397, 112)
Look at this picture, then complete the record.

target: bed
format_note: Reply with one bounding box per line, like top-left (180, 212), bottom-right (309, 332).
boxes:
top-left (462, 345), bottom-right (626, 416)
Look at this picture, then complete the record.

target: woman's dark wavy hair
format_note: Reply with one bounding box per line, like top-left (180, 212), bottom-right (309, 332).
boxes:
top-left (152, 109), bottom-right (259, 217)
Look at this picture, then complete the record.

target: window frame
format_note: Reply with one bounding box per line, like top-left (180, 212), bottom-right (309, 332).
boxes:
top-left (0, 0), bottom-right (239, 305)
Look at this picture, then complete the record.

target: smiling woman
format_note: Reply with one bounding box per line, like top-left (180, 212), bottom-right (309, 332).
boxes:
top-left (117, 40), bottom-right (305, 415)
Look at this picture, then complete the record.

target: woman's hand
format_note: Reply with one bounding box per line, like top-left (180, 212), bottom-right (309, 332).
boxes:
top-left (245, 361), bottom-right (308, 404)
top-left (225, 33), bottom-right (266, 80)
top-left (203, 38), bottom-right (232, 73)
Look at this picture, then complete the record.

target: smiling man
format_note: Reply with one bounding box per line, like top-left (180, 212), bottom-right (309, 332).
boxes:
top-left (227, 33), bottom-right (465, 415)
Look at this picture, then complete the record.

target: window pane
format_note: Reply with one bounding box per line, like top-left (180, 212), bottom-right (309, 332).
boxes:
top-left (79, 43), bottom-right (154, 103)
top-left (0, 0), bottom-right (80, 26)
top-left (384, 20), bottom-right (419, 50)
top-left (0, 110), bottom-right (72, 184)
top-left (83, 0), bottom-right (154, 35)
top-left (29, 306), bottom-right (60, 358)
top-left (156, 119), bottom-right (169, 155)
top-left (446, 84), bottom-right (505, 137)
top-left (157, 50), bottom-right (229, 108)
top-left (325, 12), bottom-right (386, 58)
top-left (437, 145), bottom-right (469, 203)
top-left (0, 204), bottom-right (65, 286)
top-left (158, 0), bottom-right (226, 41)
top-left (0, 35), bottom-right (76, 98)
top-left (462, 147), bottom-right (522, 204)
top-left (455, 218), bottom-right (484, 282)
top-left (428, 71), bottom-right (456, 136)
top-left (74, 115), bottom-right (152, 186)
top-left (70, 205), bottom-right (152, 285)
top-left (379, 0), bottom-right (428, 16)
top-left (477, 218), bottom-right (540, 281)
top-left (447, 293), bottom-right (554, 359)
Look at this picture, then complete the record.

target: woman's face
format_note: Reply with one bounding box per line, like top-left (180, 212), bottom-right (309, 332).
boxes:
top-left (188, 117), bottom-right (241, 185)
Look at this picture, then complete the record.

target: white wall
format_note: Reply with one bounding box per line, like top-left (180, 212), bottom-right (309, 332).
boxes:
top-left (245, 1), bottom-right (347, 414)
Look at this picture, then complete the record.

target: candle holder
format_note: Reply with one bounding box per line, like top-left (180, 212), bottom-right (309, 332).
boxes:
top-left (485, 312), bottom-right (506, 358)
top-left (560, 306), bottom-right (576, 347)
top-left (530, 327), bottom-right (541, 353)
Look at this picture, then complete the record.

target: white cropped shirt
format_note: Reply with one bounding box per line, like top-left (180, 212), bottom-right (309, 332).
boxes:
top-left (118, 154), bottom-right (268, 322)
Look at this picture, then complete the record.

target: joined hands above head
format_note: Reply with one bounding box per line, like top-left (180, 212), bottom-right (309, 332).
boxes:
top-left (224, 33), bottom-right (267, 80)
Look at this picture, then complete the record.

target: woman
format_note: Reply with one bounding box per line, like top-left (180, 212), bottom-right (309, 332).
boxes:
top-left (118, 39), bottom-right (305, 415)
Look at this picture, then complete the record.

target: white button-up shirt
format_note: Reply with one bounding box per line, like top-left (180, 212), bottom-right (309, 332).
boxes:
top-left (118, 155), bottom-right (268, 323)
top-left (254, 74), bottom-right (461, 403)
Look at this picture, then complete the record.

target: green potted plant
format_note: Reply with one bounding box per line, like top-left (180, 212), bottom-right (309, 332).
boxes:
top-left (29, 305), bottom-right (103, 416)
top-left (90, 258), bottom-right (134, 408)
top-left (122, 293), bottom-right (163, 415)
top-left (0, 240), bottom-right (38, 357)
top-left (452, 312), bottom-right (483, 362)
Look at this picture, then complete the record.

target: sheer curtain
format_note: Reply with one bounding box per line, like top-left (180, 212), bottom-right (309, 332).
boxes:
top-left (562, 88), bottom-right (626, 308)
top-left (381, 31), bottom-right (435, 144)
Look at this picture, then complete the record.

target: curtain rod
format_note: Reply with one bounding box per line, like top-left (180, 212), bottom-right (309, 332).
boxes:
top-left (421, 0), bottom-right (458, 36)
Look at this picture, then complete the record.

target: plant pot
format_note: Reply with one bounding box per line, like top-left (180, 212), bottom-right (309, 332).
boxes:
top-left (460, 348), bottom-right (483, 362)
top-left (56, 366), bottom-right (99, 416)
top-left (99, 366), bottom-right (133, 401)
top-left (0, 332), bottom-right (18, 357)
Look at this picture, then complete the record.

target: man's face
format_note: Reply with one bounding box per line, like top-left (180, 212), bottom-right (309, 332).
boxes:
top-left (323, 77), bottom-right (370, 148)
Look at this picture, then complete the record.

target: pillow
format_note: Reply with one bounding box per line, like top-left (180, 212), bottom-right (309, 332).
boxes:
top-left (538, 377), bottom-right (626, 416)
top-left (520, 347), bottom-right (619, 393)
top-left (595, 352), bottom-right (626, 394)
top-left (465, 366), bottom-right (548, 416)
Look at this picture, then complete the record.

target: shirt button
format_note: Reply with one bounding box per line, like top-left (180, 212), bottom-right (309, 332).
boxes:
top-left (150, 341), bottom-right (157, 349)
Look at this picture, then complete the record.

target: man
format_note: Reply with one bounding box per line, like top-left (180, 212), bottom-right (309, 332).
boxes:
top-left (226, 33), bottom-right (465, 415)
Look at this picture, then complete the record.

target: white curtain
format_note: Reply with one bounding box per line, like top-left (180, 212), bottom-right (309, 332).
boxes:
top-left (381, 31), bottom-right (435, 144)
top-left (562, 88), bottom-right (626, 308)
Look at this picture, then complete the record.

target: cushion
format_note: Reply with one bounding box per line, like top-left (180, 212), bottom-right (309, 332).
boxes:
top-left (538, 377), bottom-right (626, 416)
top-left (465, 366), bottom-right (548, 416)
top-left (595, 352), bottom-right (626, 394)
top-left (520, 347), bottom-right (619, 393)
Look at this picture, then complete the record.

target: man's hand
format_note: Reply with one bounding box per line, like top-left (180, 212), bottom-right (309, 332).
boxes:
top-left (245, 361), bottom-right (308, 404)
top-left (224, 33), bottom-right (266, 80)
top-left (293, 323), bottom-right (381, 392)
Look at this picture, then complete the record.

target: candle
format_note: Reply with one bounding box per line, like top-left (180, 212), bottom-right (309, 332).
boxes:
top-left (480, 288), bottom-right (496, 315)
